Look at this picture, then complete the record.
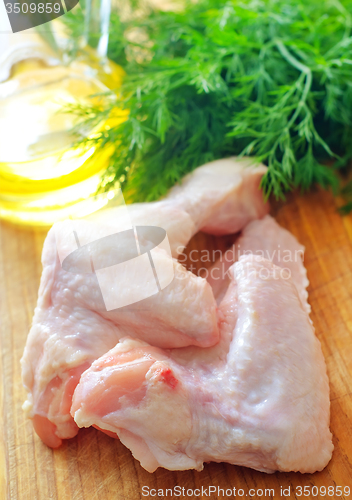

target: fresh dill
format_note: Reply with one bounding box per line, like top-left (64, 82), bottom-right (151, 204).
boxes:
top-left (64, 0), bottom-right (352, 205)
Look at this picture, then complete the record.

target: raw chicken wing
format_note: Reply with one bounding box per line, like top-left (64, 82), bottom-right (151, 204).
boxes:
top-left (71, 255), bottom-right (333, 473)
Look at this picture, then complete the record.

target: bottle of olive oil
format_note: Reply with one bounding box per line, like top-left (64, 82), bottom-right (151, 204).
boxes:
top-left (0, 3), bottom-right (125, 227)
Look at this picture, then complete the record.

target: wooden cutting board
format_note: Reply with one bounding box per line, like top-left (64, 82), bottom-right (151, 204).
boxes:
top-left (1, 188), bottom-right (352, 500)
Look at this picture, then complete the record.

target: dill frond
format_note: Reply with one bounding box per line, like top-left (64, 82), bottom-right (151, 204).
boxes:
top-left (64, 0), bottom-right (352, 206)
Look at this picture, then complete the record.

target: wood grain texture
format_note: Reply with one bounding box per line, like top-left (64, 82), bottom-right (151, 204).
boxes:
top-left (1, 189), bottom-right (352, 500)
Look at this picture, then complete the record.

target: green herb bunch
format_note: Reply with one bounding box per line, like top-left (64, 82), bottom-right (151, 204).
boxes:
top-left (65, 0), bottom-right (352, 205)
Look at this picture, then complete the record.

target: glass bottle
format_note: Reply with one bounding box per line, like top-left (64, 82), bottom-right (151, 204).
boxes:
top-left (0, 1), bottom-right (125, 227)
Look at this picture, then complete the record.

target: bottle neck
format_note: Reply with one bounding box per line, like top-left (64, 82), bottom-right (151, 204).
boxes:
top-left (84, 0), bottom-right (111, 60)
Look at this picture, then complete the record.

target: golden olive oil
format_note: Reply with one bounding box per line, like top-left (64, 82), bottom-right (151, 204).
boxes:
top-left (0, 57), bottom-right (126, 227)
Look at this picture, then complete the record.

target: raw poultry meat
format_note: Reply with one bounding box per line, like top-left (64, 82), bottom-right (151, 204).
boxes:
top-left (21, 157), bottom-right (269, 448)
top-left (166, 157), bottom-right (269, 236)
top-left (71, 255), bottom-right (333, 474)
top-left (88, 156), bottom-right (269, 256)
top-left (207, 215), bottom-right (310, 312)
top-left (21, 221), bottom-right (218, 447)
top-left (50, 219), bottom-right (218, 348)
top-left (88, 201), bottom-right (196, 258)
